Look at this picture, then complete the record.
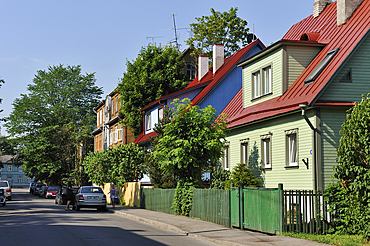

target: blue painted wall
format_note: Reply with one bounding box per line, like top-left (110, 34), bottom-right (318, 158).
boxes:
top-left (198, 45), bottom-right (262, 114)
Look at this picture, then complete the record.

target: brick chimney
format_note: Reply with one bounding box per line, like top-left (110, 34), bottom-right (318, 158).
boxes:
top-left (213, 44), bottom-right (224, 75)
top-left (337, 0), bottom-right (364, 26)
top-left (198, 55), bottom-right (209, 81)
top-left (313, 0), bottom-right (332, 18)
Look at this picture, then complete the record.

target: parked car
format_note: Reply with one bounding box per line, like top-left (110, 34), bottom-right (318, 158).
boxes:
top-left (73, 186), bottom-right (106, 211)
top-left (0, 189), bottom-right (6, 206)
top-left (39, 186), bottom-right (49, 197)
top-left (45, 186), bottom-right (60, 199)
top-left (0, 181), bottom-right (11, 200)
top-left (34, 183), bottom-right (46, 196)
top-left (55, 186), bottom-right (78, 205)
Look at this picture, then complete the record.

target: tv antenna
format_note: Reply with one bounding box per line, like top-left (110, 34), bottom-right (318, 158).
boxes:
top-left (167, 14), bottom-right (190, 50)
top-left (146, 36), bottom-right (164, 44)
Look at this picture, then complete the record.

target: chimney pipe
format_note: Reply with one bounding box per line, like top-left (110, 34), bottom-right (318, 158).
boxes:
top-left (337, 0), bottom-right (364, 26)
top-left (198, 55), bottom-right (209, 82)
top-left (213, 44), bottom-right (224, 75)
top-left (313, 0), bottom-right (331, 18)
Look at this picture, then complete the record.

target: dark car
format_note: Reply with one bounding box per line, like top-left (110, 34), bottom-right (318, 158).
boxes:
top-left (55, 186), bottom-right (78, 205)
top-left (39, 186), bottom-right (49, 197)
top-left (45, 186), bottom-right (60, 199)
top-left (34, 183), bottom-right (46, 196)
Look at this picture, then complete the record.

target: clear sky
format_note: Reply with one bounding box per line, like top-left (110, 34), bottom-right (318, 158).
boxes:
top-left (0, 0), bottom-right (316, 136)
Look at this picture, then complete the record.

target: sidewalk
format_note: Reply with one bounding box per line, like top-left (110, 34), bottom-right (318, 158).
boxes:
top-left (108, 205), bottom-right (330, 246)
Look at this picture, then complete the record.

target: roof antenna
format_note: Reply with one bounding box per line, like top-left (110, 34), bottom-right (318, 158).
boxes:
top-left (146, 36), bottom-right (164, 45)
top-left (170, 13), bottom-right (179, 50)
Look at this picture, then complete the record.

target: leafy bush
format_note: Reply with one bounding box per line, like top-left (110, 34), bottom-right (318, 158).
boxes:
top-left (225, 162), bottom-right (261, 189)
top-left (210, 168), bottom-right (230, 189)
top-left (171, 179), bottom-right (194, 216)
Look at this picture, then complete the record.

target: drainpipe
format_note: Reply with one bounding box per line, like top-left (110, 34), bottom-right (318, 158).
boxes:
top-left (299, 104), bottom-right (317, 193)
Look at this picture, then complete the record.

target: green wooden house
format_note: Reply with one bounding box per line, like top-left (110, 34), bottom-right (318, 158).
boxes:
top-left (221, 0), bottom-right (370, 191)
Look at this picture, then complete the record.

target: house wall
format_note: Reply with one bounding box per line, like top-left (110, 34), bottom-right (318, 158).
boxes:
top-left (145, 106), bottom-right (161, 134)
top-left (286, 46), bottom-right (321, 89)
top-left (320, 33), bottom-right (370, 103)
top-left (0, 164), bottom-right (32, 187)
top-left (320, 107), bottom-right (348, 188)
top-left (243, 48), bottom-right (283, 108)
top-left (226, 111), bottom-right (315, 190)
top-left (167, 88), bottom-right (203, 109)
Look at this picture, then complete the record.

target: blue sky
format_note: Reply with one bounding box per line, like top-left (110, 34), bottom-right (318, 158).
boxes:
top-left (0, 0), bottom-right (315, 135)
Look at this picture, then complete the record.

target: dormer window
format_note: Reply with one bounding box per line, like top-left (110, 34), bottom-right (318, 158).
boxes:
top-left (304, 48), bottom-right (339, 84)
top-left (252, 64), bottom-right (272, 99)
top-left (146, 113), bottom-right (151, 131)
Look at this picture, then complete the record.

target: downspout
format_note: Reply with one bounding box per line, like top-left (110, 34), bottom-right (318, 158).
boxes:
top-left (299, 104), bottom-right (317, 193)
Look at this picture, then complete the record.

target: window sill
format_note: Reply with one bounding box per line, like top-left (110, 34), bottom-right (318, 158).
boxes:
top-left (251, 92), bottom-right (273, 102)
top-left (284, 165), bottom-right (299, 169)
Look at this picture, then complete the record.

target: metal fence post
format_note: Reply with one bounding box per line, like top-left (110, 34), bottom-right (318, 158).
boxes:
top-left (239, 183), bottom-right (244, 230)
top-left (278, 183), bottom-right (283, 234)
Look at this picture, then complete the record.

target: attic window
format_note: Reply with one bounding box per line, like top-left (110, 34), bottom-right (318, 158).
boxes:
top-left (340, 68), bottom-right (352, 83)
top-left (304, 48), bottom-right (340, 84)
top-left (300, 34), bottom-right (309, 41)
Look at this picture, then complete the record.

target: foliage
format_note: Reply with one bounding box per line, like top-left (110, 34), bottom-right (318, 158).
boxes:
top-left (325, 94), bottom-right (370, 237)
top-left (118, 44), bottom-right (187, 137)
top-left (210, 167), bottom-right (230, 189)
top-left (0, 78), bottom-right (4, 122)
top-left (225, 162), bottom-right (261, 190)
top-left (153, 98), bottom-right (228, 215)
top-left (4, 65), bottom-right (102, 186)
top-left (83, 143), bottom-right (145, 187)
top-left (146, 106), bottom-right (176, 188)
top-left (282, 232), bottom-right (370, 246)
top-left (154, 98), bottom-right (228, 183)
top-left (185, 7), bottom-right (249, 59)
top-left (171, 179), bottom-right (194, 216)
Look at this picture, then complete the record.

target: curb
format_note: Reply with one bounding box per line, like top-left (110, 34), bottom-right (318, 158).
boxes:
top-left (108, 208), bottom-right (245, 246)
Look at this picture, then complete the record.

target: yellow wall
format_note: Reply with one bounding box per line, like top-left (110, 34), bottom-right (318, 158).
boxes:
top-left (97, 182), bottom-right (141, 207)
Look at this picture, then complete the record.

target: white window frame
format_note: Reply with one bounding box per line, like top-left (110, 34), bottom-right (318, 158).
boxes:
top-left (146, 113), bottom-right (151, 130)
top-left (252, 64), bottom-right (272, 99)
top-left (118, 129), bottom-right (123, 141)
top-left (285, 129), bottom-right (298, 167)
top-left (253, 71), bottom-right (261, 98)
top-left (113, 126), bottom-right (118, 143)
top-left (7, 165), bottom-right (12, 172)
top-left (261, 134), bottom-right (272, 169)
top-left (223, 142), bottom-right (230, 170)
top-left (18, 176), bottom-right (22, 183)
top-left (240, 139), bottom-right (249, 165)
top-left (109, 131), bottom-right (113, 145)
top-left (158, 107), bottom-right (164, 121)
top-left (263, 66), bottom-right (271, 94)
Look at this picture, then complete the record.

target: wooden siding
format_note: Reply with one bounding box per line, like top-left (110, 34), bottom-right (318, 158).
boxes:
top-left (286, 46), bottom-right (321, 89)
top-left (226, 111), bottom-right (315, 190)
top-left (320, 107), bottom-right (348, 188)
top-left (243, 48), bottom-right (283, 108)
top-left (320, 34), bottom-right (370, 102)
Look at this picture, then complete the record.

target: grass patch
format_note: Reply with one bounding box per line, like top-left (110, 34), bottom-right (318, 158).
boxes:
top-left (282, 232), bottom-right (370, 246)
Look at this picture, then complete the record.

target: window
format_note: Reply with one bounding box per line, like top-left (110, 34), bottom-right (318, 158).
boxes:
top-left (285, 129), bottom-right (298, 167)
top-left (186, 63), bottom-right (196, 80)
top-left (113, 126), bottom-right (118, 143)
top-left (118, 129), bottom-right (123, 141)
top-left (222, 143), bottom-right (230, 170)
top-left (7, 176), bottom-right (13, 182)
top-left (252, 65), bottom-right (272, 99)
top-left (253, 71), bottom-right (261, 98)
top-left (18, 167), bottom-right (22, 172)
top-left (240, 139), bottom-right (249, 164)
top-left (146, 113), bottom-right (151, 130)
top-left (97, 111), bottom-right (99, 126)
top-left (7, 165), bottom-right (12, 172)
top-left (111, 98), bottom-right (115, 115)
top-left (340, 68), bottom-right (352, 83)
top-left (158, 107), bottom-right (163, 121)
top-left (305, 48), bottom-right (339, 84)
top-left (261, 134), bottom-right (271, 169)
top-left (18, 176), bottom-right (22, 183)
top-left (100, 109), bottom-right (103, 125)
top-left (115, 97), bottom-right (118, 113)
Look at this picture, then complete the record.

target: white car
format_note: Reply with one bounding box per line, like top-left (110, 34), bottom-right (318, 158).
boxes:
top-left (0, 181), bottom-right (11, 200)
top-left (73, 186), bottom-right (106, 211)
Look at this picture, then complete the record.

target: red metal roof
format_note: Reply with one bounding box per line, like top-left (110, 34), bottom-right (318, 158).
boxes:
top-left (222, 1), bottom-right (370, 128)
top-left (135, 39), bottom-right (265, 144)
top-left (133, 131), bottom-right (156, 145)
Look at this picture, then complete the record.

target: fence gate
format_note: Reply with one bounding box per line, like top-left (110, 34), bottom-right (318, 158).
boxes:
top-left (230, 184), bottom-right (282, 234)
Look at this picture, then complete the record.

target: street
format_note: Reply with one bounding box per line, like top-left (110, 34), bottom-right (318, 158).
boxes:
top-left (0, 189), bottom-right (217, 246)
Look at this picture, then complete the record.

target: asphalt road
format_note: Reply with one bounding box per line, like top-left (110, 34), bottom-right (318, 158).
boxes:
top-left (0, 188), bottom-right (217, 246)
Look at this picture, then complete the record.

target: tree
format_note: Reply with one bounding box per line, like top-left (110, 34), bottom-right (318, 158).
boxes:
top-left (118, 44), bottom-right (187, 137)
top-left (146, 105), bottom-right (176, 188)
top-left (185, 7), bottom-right (249, 59)
top-left (324, 94), bottom-right (370, 237)
top-left (4, 65), bottom-right (102, 186)
top-left (224, 162), bottom-right (261, 190)
top-left (83, 143), bottom-right (145, 187)
top-left (153, 98), bottom-right (228, 215)
top-left (0, 78), bottom-right (4, 122)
